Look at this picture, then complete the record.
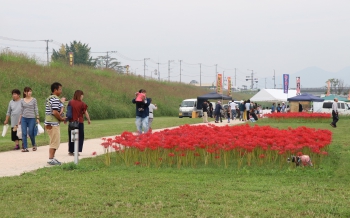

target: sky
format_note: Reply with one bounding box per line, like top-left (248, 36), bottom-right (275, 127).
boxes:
top-left (1, 0), bottom-right (350, 89)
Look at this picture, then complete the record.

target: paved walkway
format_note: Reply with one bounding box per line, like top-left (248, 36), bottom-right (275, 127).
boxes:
top-left (0, 120), bottom-right (243, 177)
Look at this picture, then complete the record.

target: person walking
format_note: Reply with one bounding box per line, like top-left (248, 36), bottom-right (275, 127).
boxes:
top-left (330, 98), bottom-right (339, 128)
top-left (45, 82), bottom-right (66, 165)
top-left (271, 103), bottom-right (276, 113)
top-left (68, 90), bottom-right (91, 156)
top-left (229, 100), bottom-right (237, 120)
top-left (18, 87), bottom-right (39, 152)
top-left (214, 101), bottom-right (223, 123)
top-left (202, 100), bottom-right (209, 123)
top-left (245, 100), bottom-right (251, 121)
top-left (4, 89), bottom-right (22, 150)
top-left (132, 90), bottom-right (151, 134)
top-left (208, 101), bottom-right (213, 118)
top-left (238, 100), bottom-right (245, 121)
top-left (148, 98), bottom-right (158, 132)
top-left (281, 102), bottom-right (286, 113)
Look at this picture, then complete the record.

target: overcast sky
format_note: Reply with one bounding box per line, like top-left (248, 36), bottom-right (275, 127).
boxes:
top-left (1, 0), bottom-right (349, 88)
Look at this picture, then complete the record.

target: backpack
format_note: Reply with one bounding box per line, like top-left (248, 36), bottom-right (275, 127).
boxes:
top-left (66, 101), bottom-right (73, 120)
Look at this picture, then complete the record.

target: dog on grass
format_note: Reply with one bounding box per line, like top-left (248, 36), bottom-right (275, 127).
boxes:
top-left (288, 155), bottom-right (313, 167)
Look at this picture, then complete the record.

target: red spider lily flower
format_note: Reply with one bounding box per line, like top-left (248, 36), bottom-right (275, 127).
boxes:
top-left (259, 154), bottom-right (265, 159)
top-left (92, 151), bottom-right (97, 155)
top-left (134, 162), bottom-right (140, 165)
top-left (168, 153), bottom-right (175, 157)
top-left (297, 152), bottom-right (303, 156)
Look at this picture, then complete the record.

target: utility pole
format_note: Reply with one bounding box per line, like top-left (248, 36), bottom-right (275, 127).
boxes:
top-left (168, 60), bottom-right (174, 82)
top-left (106, 51), bottom-right (109, 68)
top-left (157, 62), bottom-right (160, 81)
top-left (44, 39), bottom-right (53, 66)
top-left (247, 69), bottom-right (258, 90)
top-left (179, 60), bottom-right (182, 83)
top-left (144, 58), bottom-right (150, 78)
top-left (234, 68), bottom-right (237, 87)
top-left (215, 64), bottom-right (218, 88)
top-left (199, 63), bottom-right (202, 87)
top-left (273, 70), bottom-right (276, 89)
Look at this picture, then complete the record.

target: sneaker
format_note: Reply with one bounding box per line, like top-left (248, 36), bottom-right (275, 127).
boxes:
top-left (68, 152), bottom-right (74, 156)
top-left (47, 158), bottom-right (61, 165)
top-left (13, 145), bottom-right (20, 150)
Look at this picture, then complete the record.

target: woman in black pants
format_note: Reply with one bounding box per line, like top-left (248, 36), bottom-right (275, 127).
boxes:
top-left (68, 90), bottom-right (91, 156)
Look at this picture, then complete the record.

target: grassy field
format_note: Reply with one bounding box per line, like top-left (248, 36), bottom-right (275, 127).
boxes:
top-left (0, 116), bottom-right (349, 217)
top-left (0, 52), bottom-right (253, 120)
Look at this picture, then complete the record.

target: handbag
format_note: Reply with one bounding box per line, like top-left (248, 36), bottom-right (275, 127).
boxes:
top-left (2, 124), bottom-right (9, 137)
top-left (69, 121), bottom-right (79, 130)
top-left (17, 125), bottom-right (22, 139)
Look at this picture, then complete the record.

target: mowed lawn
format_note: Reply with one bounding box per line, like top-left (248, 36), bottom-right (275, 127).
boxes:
top-left (1, 116), bottom-right (350, 217)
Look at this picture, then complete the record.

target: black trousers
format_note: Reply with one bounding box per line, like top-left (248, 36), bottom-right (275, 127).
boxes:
top-left (68, 123), bottom-right (85, 153)
top-left (331, 111), bottom-right (339, 127)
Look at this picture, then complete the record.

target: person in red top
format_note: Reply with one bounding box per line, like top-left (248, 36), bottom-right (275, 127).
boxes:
top-left (68, 90), bottom-right (91, 156)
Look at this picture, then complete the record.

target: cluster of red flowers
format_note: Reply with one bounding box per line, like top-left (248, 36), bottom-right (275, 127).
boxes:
top-left (101, 124), bottom-right (331, 168)
top-left (265, 112), bottom-right (331, 119)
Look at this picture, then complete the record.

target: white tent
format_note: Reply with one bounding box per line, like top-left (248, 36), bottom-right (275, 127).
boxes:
top-left (250, 89), bottom-right (297, 102)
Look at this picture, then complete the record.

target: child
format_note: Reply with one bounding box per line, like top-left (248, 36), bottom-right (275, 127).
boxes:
top-left (226, 107), bottom-right (231, 123)
top-left (60, 97), bottom-right (66, 117)
top-left (135, 89), bottom-right (146, 111)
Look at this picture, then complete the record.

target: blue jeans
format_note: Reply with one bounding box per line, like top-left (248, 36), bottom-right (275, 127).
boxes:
top-left (21, 117), bottom-right (36, 149)
top-left (135, 116), bottom-right (149, 134)
top-left (231, 109), bottom-right (237, 119)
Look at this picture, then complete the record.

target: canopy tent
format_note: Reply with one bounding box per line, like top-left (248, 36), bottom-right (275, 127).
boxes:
top-left (250, 89), bottom-right (297, 102)
top-left (287, 93), bottom-right (324, 102)
top-left (322, 94), bottom-right (348, 102)
top-left (197, 92), bottom-right (232, 109)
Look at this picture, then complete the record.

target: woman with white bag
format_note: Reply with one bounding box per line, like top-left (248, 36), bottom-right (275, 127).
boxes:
top-left (18, 87), bottom-right (40, 152)
top-left (4, 89), bottom-right (22, 150)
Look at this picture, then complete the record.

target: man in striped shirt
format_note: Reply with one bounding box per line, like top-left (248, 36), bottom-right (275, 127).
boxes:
top-left (45, 82), bottom-right (66, 165)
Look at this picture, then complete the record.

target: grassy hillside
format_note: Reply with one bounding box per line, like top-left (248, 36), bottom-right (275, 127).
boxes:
top-left (0, 52), bottom-right (252, 120)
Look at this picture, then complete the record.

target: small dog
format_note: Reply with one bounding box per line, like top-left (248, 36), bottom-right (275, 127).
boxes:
top-left (288, 155), bottom-right (313, 167)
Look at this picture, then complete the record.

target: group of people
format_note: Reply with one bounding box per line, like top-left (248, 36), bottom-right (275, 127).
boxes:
top-left (201, 99), bottom-right (260, 123)
top-left (5, 82), bottom-right (91, 165)
top-left (133, 89), bottom-right (158, 134)
top-left (271, 102), bottom-right (288, 113)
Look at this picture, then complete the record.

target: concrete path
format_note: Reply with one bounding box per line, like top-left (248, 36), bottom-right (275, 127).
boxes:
top-left (0, 120), bottom-right (244, 177)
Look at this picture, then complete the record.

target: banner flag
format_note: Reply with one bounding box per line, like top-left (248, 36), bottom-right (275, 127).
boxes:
top-left (326, 80), bottom-right (330, 96)
top-left (296, 77), bottom-right (301, 95)
top-left (283, 74), bottom-right (289, 94)
top-left (217, 74), bottom-right (223, 94)
top-left (227, 77), bottom-right (231, 96)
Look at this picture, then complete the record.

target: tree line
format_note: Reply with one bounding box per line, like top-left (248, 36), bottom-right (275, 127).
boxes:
top-left (51, 41), bottom-right (122, 72)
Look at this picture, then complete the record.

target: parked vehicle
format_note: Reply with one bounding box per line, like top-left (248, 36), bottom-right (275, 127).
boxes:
top-left (179, 99), bottom-right (203, 118)
top-left (319, 100), bottom-right (350, 115)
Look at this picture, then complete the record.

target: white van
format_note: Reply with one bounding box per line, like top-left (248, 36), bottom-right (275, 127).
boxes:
top-left (179, 99), bottom-right (203, 118)
top-left (320, 100), bottom-right (350, 115)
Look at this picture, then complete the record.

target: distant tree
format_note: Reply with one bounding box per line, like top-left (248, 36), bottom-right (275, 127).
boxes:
top-left (51, 44), bottom-right (66, 62)
top-left (94, 55), bottom-right (123, 72)
top-left (326, 78), bottom-right (347, 95)
top-left (51, 41), bottom-right (94, 66)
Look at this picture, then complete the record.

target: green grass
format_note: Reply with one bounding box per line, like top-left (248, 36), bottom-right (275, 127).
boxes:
top-left (1, 117), bottom-right (350, 217)
top-left (0, 117), bottom-right (204, 152)
top-left (0, 52), bottom-right (252, 120)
